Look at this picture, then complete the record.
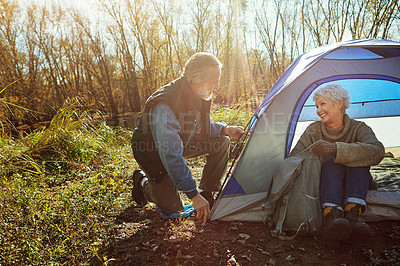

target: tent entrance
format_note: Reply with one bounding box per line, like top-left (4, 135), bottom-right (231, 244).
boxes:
top-left (288, 77), bottom-right (400, 156)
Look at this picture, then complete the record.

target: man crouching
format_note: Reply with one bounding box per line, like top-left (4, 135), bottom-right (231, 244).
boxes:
top-left (131, 52), bottom-right (244, 223)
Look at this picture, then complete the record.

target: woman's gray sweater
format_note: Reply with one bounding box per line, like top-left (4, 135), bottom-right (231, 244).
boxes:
top-left (290, 114), bottom-right (385, 167)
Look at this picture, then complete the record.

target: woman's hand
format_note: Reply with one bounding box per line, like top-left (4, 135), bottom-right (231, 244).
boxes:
top-left (309, 140), bottom-right (337, 157)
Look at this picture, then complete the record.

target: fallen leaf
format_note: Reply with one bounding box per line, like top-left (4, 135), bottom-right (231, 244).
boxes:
top-left (213, 248), bottom-right (220, 258)
top-left (257, 248), bottom-right (270, 256)
top-left (142, 241), bottom-right (150, 247)
top-left (239, 233), bottom-right (250, 240)
top-left (193, 228), bottom-right (204, 234)
top-left (141, 219), bottom-right (152, 224)
top-left (167, 236), bottom-right (182, 243)
top-left (268, 258), bottom-right (276, 265)
top-left (122, 251), bottom-right (132, 260)
top-left (176, 250), bottom-right (182, 257)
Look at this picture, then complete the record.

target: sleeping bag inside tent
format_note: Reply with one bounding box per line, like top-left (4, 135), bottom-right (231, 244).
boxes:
top-left (210, 39), bottom-right (400, 222)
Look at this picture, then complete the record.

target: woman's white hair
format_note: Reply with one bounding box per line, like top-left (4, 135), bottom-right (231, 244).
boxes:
top-left (313, 84), bottom-right (351, 113)
top-left (183, 52), bottom-right (222, 85)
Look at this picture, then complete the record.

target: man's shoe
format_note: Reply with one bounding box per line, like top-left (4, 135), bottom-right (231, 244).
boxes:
top-left (131, 170), bottom-right (147, 206)
top-left (200, 191), bottom-right (215, 210)
top-left (345, 205), bottom-right (373, 242)
top-left (323, 207), bottom-right (352, 242)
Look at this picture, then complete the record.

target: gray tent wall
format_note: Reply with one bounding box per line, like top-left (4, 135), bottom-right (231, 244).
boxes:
top-left (211, 40), bottom-right (400, 222)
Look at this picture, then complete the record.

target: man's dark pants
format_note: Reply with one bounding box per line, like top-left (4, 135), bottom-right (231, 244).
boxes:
top-left (135, 136), bottom-right (230, 215)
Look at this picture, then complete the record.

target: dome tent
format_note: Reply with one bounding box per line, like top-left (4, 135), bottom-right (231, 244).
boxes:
top-left (211, 39), bottom-right (400, 222)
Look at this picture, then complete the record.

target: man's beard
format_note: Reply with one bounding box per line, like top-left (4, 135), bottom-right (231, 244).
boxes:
top-left (195, 84), bottom-right (212, 101)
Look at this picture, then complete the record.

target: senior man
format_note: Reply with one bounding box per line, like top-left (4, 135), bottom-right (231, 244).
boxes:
top-left (131, 52), bottom-right (244, 223)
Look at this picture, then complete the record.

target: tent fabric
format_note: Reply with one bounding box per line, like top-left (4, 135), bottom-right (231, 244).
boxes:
top-left (254, 39), bottom-right (400, 117)
top-left (222, 175), bottom-right (245, 195)
top-left (362, 155), bottom-right (400, 223)
top-left (211, 39), bottom-right (400, 222)
top-left (360, 190), bottom-right (400, 222)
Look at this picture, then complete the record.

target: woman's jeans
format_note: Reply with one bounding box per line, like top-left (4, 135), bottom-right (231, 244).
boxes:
top-left (320, 157), bottom-right (372, 208)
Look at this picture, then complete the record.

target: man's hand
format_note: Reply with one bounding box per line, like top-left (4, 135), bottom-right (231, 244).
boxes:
top-left (191, 193), bottom-right (210, 223)
top-left (309, 139), bottom-right (337, 157)
top-left (223, 126), bottom-right (245, 140)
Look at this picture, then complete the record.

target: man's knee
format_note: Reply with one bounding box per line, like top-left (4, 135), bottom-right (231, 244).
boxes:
top-left (210, 136), bottom-right (230, 153)
top-left (222, 135), bottom-right (230, 150)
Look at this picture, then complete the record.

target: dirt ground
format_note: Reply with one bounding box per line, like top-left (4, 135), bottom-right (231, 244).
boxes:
top-left (103, 205), bottom-right (400, 266)
top-left (99, 201), bottom-right (400, 265)
top-left (101, 157), bottom-right (400, 265)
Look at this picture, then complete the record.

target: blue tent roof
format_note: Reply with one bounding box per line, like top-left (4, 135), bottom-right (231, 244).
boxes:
top-left (255, 39), bottom-right (400, 117)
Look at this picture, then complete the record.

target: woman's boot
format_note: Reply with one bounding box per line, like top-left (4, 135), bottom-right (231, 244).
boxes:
top-left (323, 207), bottom-right (352, 246)
top-left (345, 204), bottom-right (373, 242)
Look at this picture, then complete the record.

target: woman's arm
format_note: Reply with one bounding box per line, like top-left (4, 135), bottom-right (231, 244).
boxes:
top-left (335, 123), bottom-right (385, 167)
top-left (290, 122), bottom-right (320, 157)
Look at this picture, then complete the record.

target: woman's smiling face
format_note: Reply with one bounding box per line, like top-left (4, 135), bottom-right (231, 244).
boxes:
top-left (315, 96), bottom-right (344, 128)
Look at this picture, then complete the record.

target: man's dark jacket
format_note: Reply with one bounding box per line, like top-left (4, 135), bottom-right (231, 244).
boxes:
top-left (131, 77), bottom-right (211, 182)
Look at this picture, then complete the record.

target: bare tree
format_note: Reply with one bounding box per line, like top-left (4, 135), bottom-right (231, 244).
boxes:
top-left (100, 0), bottom-right (142, 112)
top-left (348, 0), bottom-right (370, 39)
top-left (152, 0), bottom-right (184, 79)
top-left (73, 11), bottom-right (119, 118)
top-left (1, 0), bottom-right (400, 128)
top-left (190, 0), bottom-right (213, 52)
top-left (255, 0), bottom-right (289, 87)
top-left (367, 0), bottom-right (399, 39)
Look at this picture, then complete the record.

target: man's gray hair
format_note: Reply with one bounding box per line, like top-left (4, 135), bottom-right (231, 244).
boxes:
top-left (183, 52), bottom-right (222, 85)
top-left (313, 84), bottom-right (351, 113)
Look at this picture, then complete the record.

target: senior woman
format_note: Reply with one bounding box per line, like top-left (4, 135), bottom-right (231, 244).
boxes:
top-left (290, 84), bottom-right (385, 245)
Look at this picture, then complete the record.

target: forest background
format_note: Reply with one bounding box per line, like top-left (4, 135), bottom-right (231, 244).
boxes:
top-left (1, 0), bottom-right (399, 131)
